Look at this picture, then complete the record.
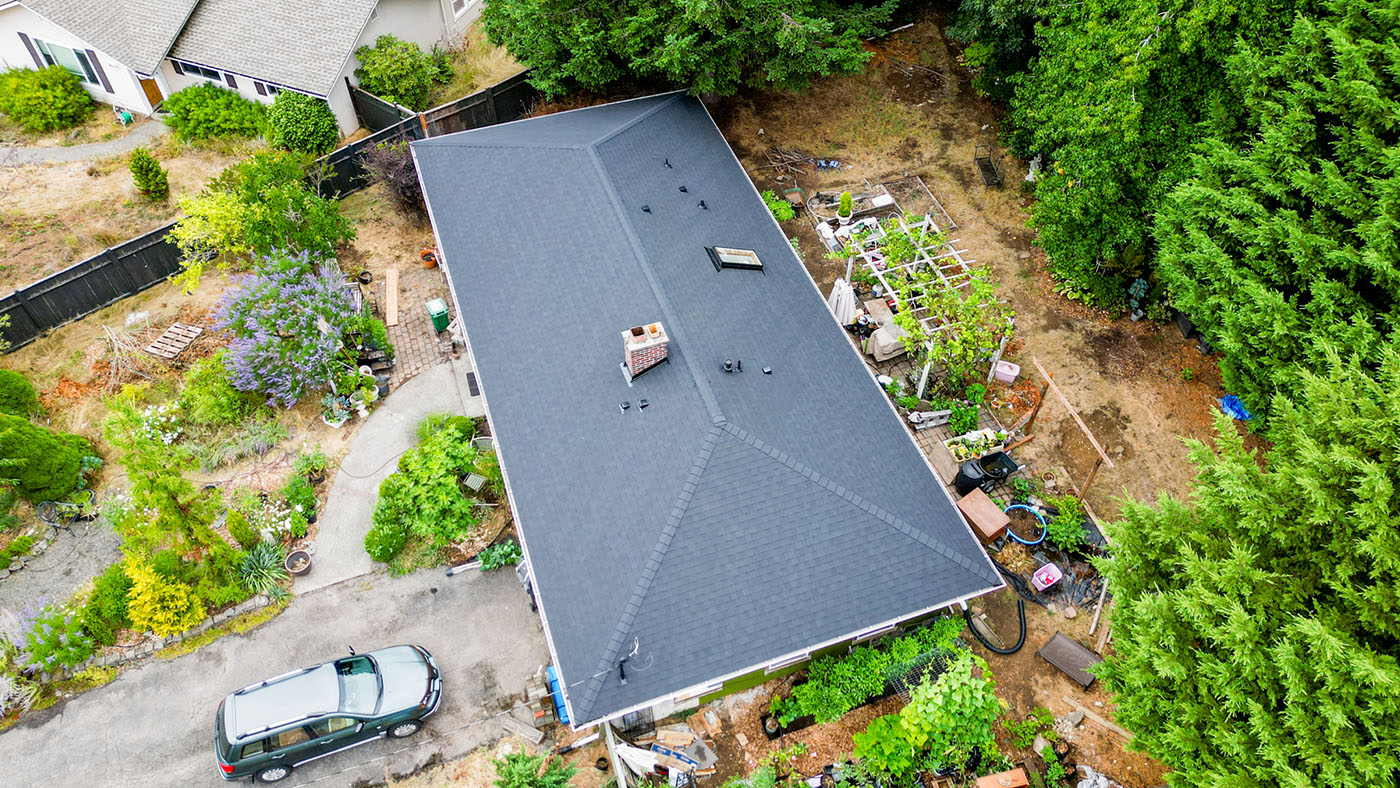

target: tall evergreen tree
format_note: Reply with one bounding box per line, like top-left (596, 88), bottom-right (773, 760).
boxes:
top-left (1098, 347), bottom-right (1400, 787)
top-left (1154, 0), bottom-right (1400, 416)
top-left (971, 0), bottom-right (1300, 306)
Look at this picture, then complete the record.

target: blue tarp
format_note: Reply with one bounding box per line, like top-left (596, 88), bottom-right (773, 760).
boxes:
top-left (546, 665), bottom-right (570, 725)
top-left (1220, 395), bottom-right (1253, 421)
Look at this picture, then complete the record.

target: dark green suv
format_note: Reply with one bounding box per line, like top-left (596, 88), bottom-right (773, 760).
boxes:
top-left (214, 645), bottom-right (442, 782)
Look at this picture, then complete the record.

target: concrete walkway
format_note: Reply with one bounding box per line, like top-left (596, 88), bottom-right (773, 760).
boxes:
top-left (1, 118), bottom-right (169, 165)
top-left (298, 361), bottom-right (484, 594)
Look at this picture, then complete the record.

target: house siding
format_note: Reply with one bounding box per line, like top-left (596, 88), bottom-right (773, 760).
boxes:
top-left (330, 0), bottom-right (455, 132)
top-left (0, 4), bottom-right (153, 115)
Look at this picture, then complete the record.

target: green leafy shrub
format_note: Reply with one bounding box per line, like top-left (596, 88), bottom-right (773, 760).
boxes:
top-left (350, 313), bottom-right (395, 360)
top-left (895, 395), bottom-right (919, 410)
top-left (369, 423), bottom-right (492, 559)
top-left (965, 383), bottom-right (987, 405)
top-left (0, 490), bottom-right (19, 533)
top-left (479, 541), bottom-right (522, 570)
top-left (282, 475), bottom-right (316, 516)
top-left (1010, 476), bottom-right (1036, 502)
top-left (179, 350), bottom-right (262, 428)
top-left (1042, 746), bottom-right (1066, 786)
top-left (162, 82), bottom-right (265, 141)
top-left (772, 617), bottom-right (964, 725)
top-left (225, 507), bottom-right (261, 550)
top-left (492, 751), bottom-right (575, 788)
top-left (761, 190), bottom-right (797, 222)
top-left (0, 66), bottom-right (92, 132)
top-left (949, 402), bottom-right (979, 435)
top-left (0, 413), bottom-right (91, 502)
top-left (838, 191), bottom-right (853, 217)
top-left (365, 518), bottom-right (408, 562)
top-left (354, 35), bottom-right (440, 110)
top-left (80, 563), bottom-right (133, 647)
top-left (267, 90), bottom-right (339, 154)
top-left (0, 370), bottom-right (37, 417)
top-left (854, 651), bottom-right (1002, 775)
top-left (171, 154), bottom-right (355, 286)
top-left (23, 603), bottom-right (94, 671)
top-left (237, 542), bottom-right (289, 596)
top-left (124, 557), bottom-right (205, 637)
top-left (1044, 494), bottom-right (1086, 551)
top-left (128, 148), bottom-right (169, 201)
top-left (1003, 707), bottom-right (1055, 749)
top-left (293, 446), bottom-right (329, 479)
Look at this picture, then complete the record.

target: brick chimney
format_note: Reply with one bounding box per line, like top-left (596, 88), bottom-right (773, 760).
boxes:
top-left (623, 322), bottom-right (668, 377)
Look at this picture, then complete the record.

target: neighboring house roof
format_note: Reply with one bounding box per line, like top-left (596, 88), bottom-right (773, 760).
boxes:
top-left (411, 94), bottom-right (1003, 727)
top-left (20, 0), bottom-right (199, 75)
top-left (168, 0), bottom-right (378, 96)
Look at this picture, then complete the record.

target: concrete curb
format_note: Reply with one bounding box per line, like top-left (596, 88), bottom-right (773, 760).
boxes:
top-left (49, 594), bottom-right (275, 682)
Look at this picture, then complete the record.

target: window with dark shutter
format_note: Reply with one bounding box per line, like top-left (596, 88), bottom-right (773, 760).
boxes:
top-left (225, 73), bottom-right (237, 89)
top-left (171, 60), bottom-right (184, 75)
top-left (255, 81), bottom-right (266, 96)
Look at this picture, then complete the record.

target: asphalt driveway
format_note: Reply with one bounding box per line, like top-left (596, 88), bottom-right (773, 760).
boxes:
top-left (0, 567), bottom-right (549, 788)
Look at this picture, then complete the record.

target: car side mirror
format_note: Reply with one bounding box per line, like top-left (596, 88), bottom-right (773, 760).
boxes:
top-left (347, 645), bottom-right (356, 655)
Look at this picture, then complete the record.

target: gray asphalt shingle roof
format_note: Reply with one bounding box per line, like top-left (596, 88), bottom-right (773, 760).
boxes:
top-left (167, 0), bottom-right (378, 96)
top-left (21, 0), bottom-right (199, 75)
top-left (412, 94), bottom-right (1004, 726)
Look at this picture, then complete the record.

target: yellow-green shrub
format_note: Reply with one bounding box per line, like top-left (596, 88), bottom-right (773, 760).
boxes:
top-left (124, 558), bottom-right (205, 637)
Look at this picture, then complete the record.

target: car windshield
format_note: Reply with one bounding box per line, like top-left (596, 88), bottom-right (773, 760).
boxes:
top-left (336, 656), bottom-right (379, 715)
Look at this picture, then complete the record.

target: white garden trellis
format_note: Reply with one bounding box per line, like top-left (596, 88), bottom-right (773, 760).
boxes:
top-left (847, 212), bottom-right (1011, 397)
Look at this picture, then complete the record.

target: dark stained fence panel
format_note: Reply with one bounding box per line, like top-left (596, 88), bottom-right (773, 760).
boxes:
top-left (3, 71), bottom-right (539, 352)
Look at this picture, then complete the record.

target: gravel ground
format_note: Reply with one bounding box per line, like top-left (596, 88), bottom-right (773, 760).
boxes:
top-left (0, 517), bottom-right (122, 612)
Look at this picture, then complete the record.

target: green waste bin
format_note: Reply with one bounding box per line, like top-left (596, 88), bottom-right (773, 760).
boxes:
top-left (426, 298), bottom-right (450, 332)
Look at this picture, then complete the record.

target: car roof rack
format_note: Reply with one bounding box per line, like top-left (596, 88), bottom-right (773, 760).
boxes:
top-left (233, 666), bottom-right (316, 696)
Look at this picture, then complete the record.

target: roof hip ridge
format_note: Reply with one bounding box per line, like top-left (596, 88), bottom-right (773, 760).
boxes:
top-left (715, 421), bottom-right (1000, 586)
top-left (574, 422), bottom-right (727, 720)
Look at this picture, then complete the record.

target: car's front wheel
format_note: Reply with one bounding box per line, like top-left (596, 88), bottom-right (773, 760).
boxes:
top-left (257, 764), bottom-right (292, 783)
top-left (388, 720), bottom-right (422, 739)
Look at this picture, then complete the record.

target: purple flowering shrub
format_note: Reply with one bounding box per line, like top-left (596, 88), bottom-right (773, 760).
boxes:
top-left (22, 602), bottom-right (93, 671)
top-left (215, 250), bottom-right (357, 407)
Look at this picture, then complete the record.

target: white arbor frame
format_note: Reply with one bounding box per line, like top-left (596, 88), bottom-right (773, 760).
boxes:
top-left (845, 213), bottom-right (1011, 397)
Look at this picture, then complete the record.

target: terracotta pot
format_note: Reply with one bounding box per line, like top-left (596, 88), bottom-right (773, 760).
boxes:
top-left (285, 549), bottom-right (312, 576)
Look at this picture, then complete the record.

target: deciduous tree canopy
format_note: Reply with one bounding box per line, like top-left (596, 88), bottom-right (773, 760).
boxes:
top-left (482, 0), bottom-right (898, 97)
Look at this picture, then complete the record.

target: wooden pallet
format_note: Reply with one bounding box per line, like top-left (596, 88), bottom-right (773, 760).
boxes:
top-left (144, 322), bottom-right (204, 360)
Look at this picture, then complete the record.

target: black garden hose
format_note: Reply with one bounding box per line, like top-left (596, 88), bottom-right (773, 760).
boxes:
top-left (964, 598), bottom-right (1027, 655)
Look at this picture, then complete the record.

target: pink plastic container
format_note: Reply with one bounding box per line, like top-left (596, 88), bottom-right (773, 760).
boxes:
top-left (994, 360), bottom-right (1021, 384)
top-left (1031, 563), bottom-right (1063, 592)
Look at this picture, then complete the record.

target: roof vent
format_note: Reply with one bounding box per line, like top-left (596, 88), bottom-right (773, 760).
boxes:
top-left (623, 322), bottom-right (669, 379)
top-left (706, 246), bottom-right (763, 272)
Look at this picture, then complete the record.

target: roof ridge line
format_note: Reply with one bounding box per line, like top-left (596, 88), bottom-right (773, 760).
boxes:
top-left (588, 92), bottom-right (685, 148)
top-left (716, 422), bottom-right (1000, 587)
top-left (575, 422), bottom-right (728, 720)
top-left (414, 141), bottom-right (590, 152)
top-left (583, 137), bottom-right (724, 422)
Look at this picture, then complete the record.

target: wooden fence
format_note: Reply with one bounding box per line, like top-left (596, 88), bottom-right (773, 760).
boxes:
top-left (1, 71), bottom-right (540, 351)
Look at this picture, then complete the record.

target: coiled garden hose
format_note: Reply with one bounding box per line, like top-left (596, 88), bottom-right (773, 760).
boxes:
top-left (1003, 503), bottom-right (1048, 546)
top-left (964, 598), bottom-right (1026, 655)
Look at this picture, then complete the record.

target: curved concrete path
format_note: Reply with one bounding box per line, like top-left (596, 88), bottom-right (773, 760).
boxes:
top-left (297, 358), bottom-right (484, 594)
top-left (1, 118), bottom-right (169, 165)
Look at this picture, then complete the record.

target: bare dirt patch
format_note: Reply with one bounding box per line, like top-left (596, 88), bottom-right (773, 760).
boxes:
top-left (0, 138), bottom-right (258, 291)
top-left (710, 12), bottom-right (1228, 518)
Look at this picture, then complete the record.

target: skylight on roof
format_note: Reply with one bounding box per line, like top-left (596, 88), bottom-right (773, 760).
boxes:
top-left (707, 246), bottom-right (763, 272)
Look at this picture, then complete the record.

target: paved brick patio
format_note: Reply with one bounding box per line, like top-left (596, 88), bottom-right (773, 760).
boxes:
top-left (384, 264), bottom-right (455, 386)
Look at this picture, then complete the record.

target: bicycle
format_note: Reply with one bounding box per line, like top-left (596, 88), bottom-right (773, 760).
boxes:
top-left (36, 489), bottom-right (97, 532)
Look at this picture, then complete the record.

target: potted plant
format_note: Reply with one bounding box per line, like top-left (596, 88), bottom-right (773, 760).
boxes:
top-left (837, 191), bottom-right (854, 225)
top-left (321, 394), bottom-right (350, 428)
top-left (294, 447), bottom-right (329, 485)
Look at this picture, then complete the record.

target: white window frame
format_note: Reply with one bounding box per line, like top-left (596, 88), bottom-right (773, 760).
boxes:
top-left (452, 0), bottom-right (471, 17)
top-left (34, 38), bottom-right (98, 84)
